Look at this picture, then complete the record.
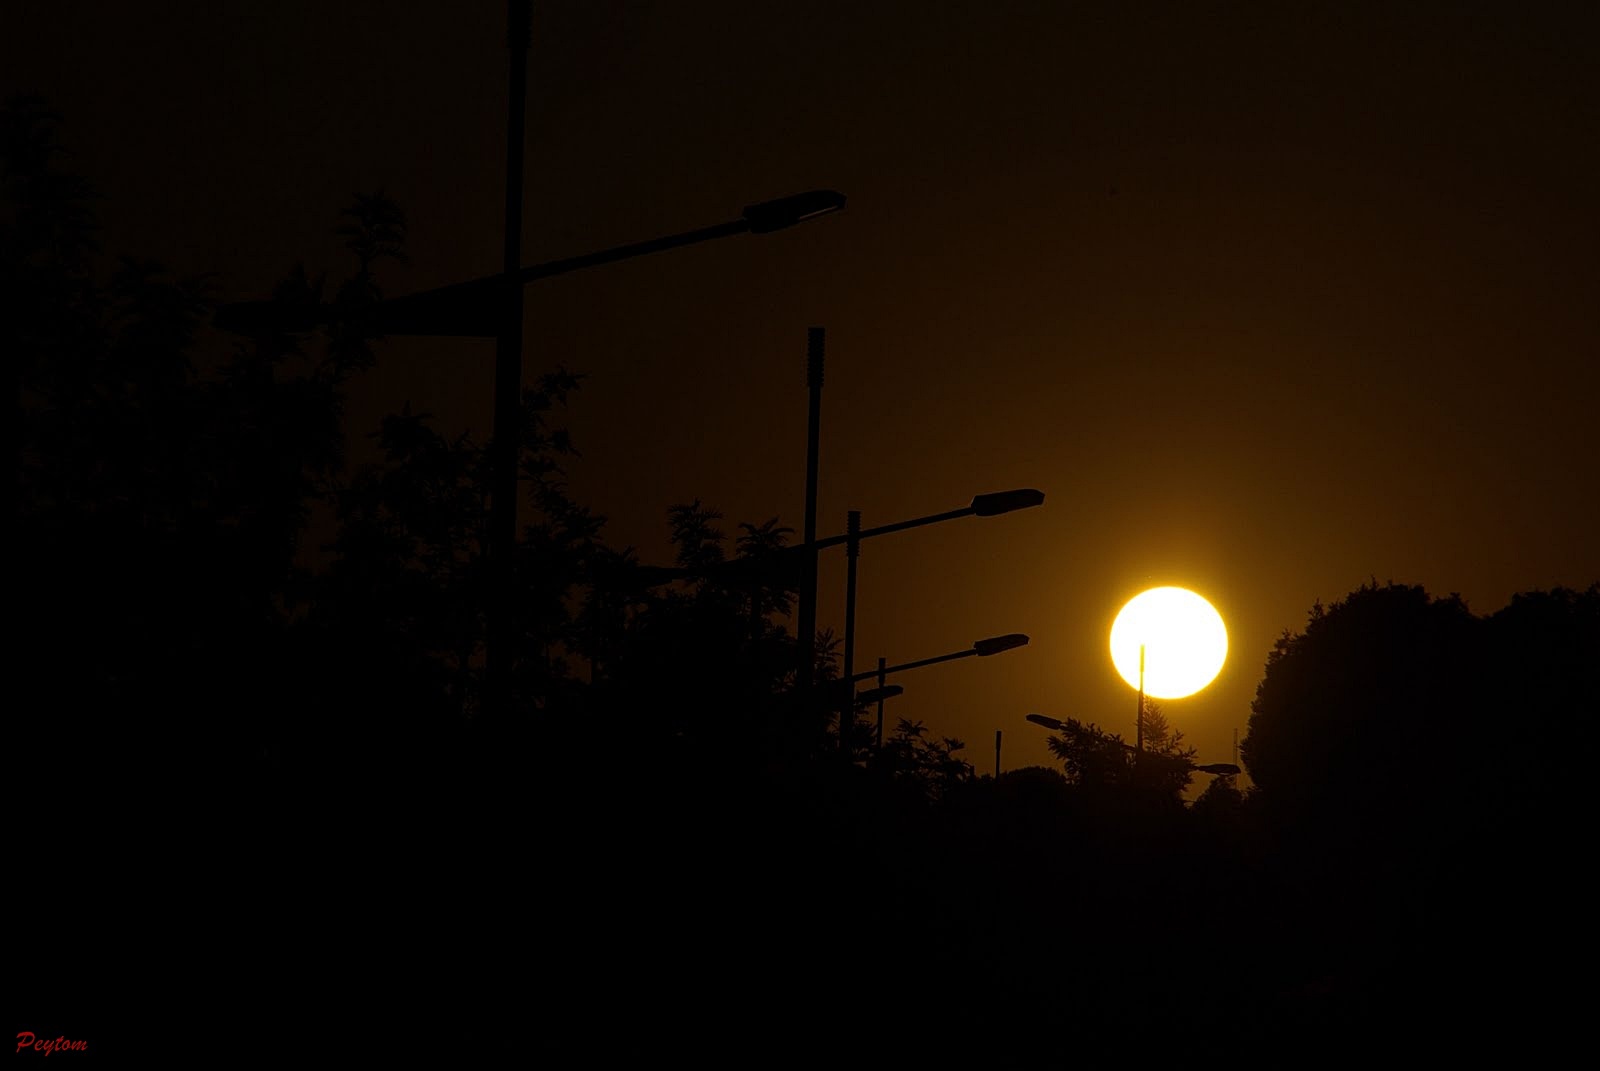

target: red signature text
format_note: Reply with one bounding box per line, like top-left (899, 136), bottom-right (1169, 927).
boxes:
top-left (16, 1033), bottom-right (88, 1056)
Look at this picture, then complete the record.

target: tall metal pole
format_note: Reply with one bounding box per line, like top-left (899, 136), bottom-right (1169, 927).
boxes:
top-left (1135, 643), bottom-right (1146, 778)
top-left (486, 0), bottom-right (531, 726)
top-left (995, 729), bottom-right (1002, 779)
top-left (840, 510), bottom-right (861, 755)
top-left (797, 328), bottom-right (824, 730)
top-left (875, 656), bottom-right (887, 750)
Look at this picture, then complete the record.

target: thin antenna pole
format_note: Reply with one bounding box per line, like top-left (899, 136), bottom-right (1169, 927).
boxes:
top-left (1136, 642), bottom-right (1146, 754)
top-left (875, 656), bottom-right (887, 750)
top-left (798, 328), bottom-right (824, 737)
top-left (485, 0), bottom-right (533, 725)
top-left (840, 510), bottom-right (861, 755)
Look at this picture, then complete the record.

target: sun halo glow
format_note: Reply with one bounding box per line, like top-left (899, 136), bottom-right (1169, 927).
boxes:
top-left (1108, 587), bottom-right (1228, 699)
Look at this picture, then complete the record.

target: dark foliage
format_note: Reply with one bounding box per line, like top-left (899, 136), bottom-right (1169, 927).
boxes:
top-left (1242, 580), bottom-right (1599, 838)
top-left (1239, 580), bottom-right (1599, 1043)
top-left (12, 100), bottom-right (1594, 1060)
top-left (1044, 701), bottom-right (1197, 798)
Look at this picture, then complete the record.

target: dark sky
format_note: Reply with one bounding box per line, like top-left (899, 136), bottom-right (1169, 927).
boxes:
top-left (11, 1), bottom-right (1598, 779)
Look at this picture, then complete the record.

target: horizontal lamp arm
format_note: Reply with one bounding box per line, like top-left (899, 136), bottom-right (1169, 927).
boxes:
top-left (811, 507), bottom-right (975, 551)
top-left (213, 189), bottom-right (844, 338)
top-left (848, 648), bottom-right (975, 683)
top-left (360, 218), bottom-right (754, 337)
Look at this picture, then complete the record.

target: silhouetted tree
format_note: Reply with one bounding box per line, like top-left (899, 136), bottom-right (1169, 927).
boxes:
top-left (871, 718), bottom-right (974, 803)
top-left (288, 362), bottom-right (607, 801)
top-left (10, 99), bottom-right (364, 802)
top-left (1240, 581), bottom-right (1485, 836)
top-left (1479, 583), bottom-right (1600, 816)
top-left (1043, 701), bottom-right (1195, 798)
top-left (1044, 717), bottom-right (1131, 785)
top-left (10, 98), bottom-right (621, 805)
top-left (580, 500), bottom-right (811, 775)
top-left (735, 517), bottom-right (797, 637)
top-left (1235, 580), bottom-right (1599, 1038)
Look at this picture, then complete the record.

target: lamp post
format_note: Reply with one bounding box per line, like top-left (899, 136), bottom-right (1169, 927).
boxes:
top-left (622, 492), bottom-right (1039, 754)
top-left (874, 656), bottom-right (886, 749)
top-left (217, 195), bottom-right (844, 727)
top-left (212, 2), bottom-right (845, 725)
top-left (810, 489), bottom-right (1045, 555)
top-left (840, 510), bottom-right (861, 753)
top-left (213, 190), bottom-right (847, 339)
top-left (844, 683), bottom-right (905, 755)
top-left (837, 633), bottom-right (1030, 749)
top-left (669, 490), bottom-right (1042, 753)
top-left (491, 0), bottom-right (531, 732)
top-left (827, 490), bottom-right (1043, 752)
top-left (1136, 642), bottom-right (1145, 755)
top-left (796, 327), bottom-right (825, 705)
top-left (844, 633), bottom-right (1031, 684)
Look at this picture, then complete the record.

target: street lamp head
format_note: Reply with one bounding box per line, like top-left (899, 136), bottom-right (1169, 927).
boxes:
top-left (1025, 713), bottom-right (1066, 732)
top-left (974, 633), bottom-right (1030, 656)
top-left (741, 189), bottom-right (846, 233)
top-left (970, 489), bottom-right (1045, 517)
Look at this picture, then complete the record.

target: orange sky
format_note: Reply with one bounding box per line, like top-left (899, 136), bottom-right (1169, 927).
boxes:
top-left (12, 1), bottom-right (1597, 780)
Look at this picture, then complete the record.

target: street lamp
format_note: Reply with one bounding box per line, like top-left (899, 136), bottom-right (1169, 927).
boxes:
top-left (650, 488), bottom-right (1042, 705)
top-left (845, 633), bottom-right (1031, 682)
top-left (838, 634), bottom-right (1030, 749)
top-left (211, 5), bottom-right (846, 729)
top-left (610, 492), bottom-right (1040, 753)
top-left (1193, 763), bottom-right (1242, 776)
top-left (673, 490), bottom-right (1044, 588)
top-left (215, 191), bottom-right (845, 724)
top-left (829, 492), bottom-right (1042, 753)
top-left (813, 490), bottom-right (1046, 553)
top-left (844, 633), bottom-right (1030, 686)
top-left (1022, 713), bottom-right (1240, 777)
top-left (211, 190), bottom-right (847, 338)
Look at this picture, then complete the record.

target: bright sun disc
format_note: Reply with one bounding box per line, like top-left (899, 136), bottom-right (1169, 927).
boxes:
top-left (1109, 587), bottom-right (1228, 699)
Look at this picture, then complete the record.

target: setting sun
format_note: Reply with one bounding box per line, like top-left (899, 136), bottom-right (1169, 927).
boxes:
top-left (1109, 587), bottom-right (1228, 699)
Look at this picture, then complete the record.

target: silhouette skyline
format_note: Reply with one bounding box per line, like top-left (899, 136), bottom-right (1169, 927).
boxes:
top-left (8, 3), bottom-right (1598, 1059)
top-left (9, 3), bottom-right (1598, 775)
